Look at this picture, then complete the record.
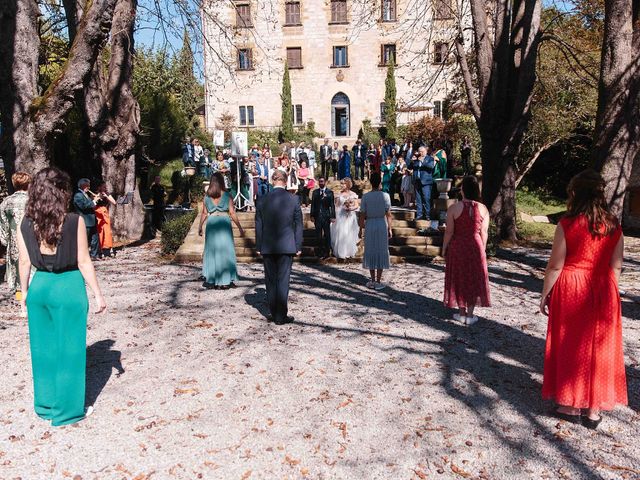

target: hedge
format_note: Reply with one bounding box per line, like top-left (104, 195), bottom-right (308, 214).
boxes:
top-left (160, 209), bottom-right (198, 255)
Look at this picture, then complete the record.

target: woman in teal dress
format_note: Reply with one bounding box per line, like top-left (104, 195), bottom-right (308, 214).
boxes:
top-left (381, 156), bottom-right (395, 193)
top-left (198, 172), bottom-right (244, 289)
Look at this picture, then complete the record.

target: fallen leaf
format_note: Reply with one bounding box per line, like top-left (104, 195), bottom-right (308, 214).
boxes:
top-left (451, 463), bottom-right (471, 478)
top-left (284, 455), bottom-right (300, 466)
top-left (241, 470), bottom-right (252, 480)
top-left (413, 469), bottom-right (427, 479)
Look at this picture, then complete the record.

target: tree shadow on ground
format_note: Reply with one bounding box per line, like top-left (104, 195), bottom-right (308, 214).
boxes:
top-left (243, 259), bottom-right (640, 478)
top-left (85, 339), bottom-right (125, 408)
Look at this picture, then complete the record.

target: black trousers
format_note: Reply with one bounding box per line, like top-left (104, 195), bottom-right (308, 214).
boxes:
top-left (87, 226), bottom-right (99, 259)
top-left (263, 254), bottom-right (294, 323)
top-left (354, 161), bottom-right (365, 180)
top-left (315, 217), bottom-right (332, 256)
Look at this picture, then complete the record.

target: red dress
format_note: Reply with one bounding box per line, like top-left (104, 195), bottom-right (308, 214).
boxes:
top-left (542, 215), bottom-right (626, 410)
top-left (444, 200), bottom-right (491, 308)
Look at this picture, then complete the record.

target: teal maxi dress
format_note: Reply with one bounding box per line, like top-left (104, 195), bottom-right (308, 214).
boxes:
top-left (202, 193), bottom-right (238, 286)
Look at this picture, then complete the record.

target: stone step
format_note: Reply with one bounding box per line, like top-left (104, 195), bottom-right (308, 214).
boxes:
top-left (233, 255), bottom-right (438, 264)
top-left (390, 236), bottom-right (442, 246)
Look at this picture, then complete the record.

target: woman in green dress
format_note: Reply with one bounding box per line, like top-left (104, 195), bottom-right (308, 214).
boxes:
top-left (433, 144), bottom-right (448, 180)
top-left (381, 155), bottom-right (395, 193)
top-left (198, 172), bottom-right (244, 289)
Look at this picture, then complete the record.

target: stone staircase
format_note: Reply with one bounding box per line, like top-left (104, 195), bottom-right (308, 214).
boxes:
top-left (175, 208), bottom-right (442, 264)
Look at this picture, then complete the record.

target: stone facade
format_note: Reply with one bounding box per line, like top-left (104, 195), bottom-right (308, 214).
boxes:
top-left (202, 0), bottom-right (469, 142)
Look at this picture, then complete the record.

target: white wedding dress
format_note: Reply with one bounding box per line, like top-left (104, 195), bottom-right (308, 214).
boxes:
top-left (331, 192), bottom-right (360, 258)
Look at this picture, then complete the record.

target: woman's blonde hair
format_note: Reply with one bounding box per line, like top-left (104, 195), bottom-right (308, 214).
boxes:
top-left (342, 178), bottom-right (353, 190)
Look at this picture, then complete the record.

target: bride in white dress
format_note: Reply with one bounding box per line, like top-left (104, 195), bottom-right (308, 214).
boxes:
top-left (331, 178), bottom-right (360, 259)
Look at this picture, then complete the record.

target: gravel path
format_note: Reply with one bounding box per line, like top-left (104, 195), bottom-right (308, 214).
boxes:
top-left (0, 239), bottom-right (639, 480)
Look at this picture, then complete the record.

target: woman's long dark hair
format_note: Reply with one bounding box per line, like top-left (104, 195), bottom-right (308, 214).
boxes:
top-left (566, 169), bottom-right (618, 237)
top-left (25, 167), bottom-right (72, 246)
top-left (461, 175), bottom-right (481, 201)
top-left (207, 172), bottom-right (226, 199)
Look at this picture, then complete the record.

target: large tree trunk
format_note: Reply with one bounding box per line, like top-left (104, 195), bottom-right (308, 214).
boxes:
top-left (89, 0), bottom-right (144, 242)
top-left (0, 0), bottom-right (117, 187)
top-left (592, 0), bottom-right (640, 219)
top-left (0, 0), bottom-right (40, 185)
top-left (455, 0), bottom-right (542, 241)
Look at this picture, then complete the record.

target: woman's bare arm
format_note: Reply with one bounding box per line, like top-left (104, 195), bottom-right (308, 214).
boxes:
top-left (17, 228), bottom-right (32, 305)
top-left (540, 224), bottom-right (567, 315)
top-left (442, 204), bottom-right (460, 256)
top-left (610, 234), bottom-right (624, 282)
top-left (228, 196), bottom-right (244, 235)
top-left (77, 216), bottom-right (106, 313)
top-left (480, 205), bottom-right (490, 249)
top-left (198, 200), bottom-right (207, 236)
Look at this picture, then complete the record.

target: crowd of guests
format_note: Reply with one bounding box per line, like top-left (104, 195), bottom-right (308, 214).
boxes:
top-left (179, 135), bottom-right (469, 215)
top-left (0, 150), bottom-right (627, 433)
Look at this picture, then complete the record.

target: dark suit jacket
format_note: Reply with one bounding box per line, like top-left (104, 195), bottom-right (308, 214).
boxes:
top-left (73, 190), bottom-right (96, 227)
top-left (255, 188), bottom-right (303, 255)
top-left (319, 144), bottom-right (333, 163)
top-left (352, 144), bottom-right (367, 163)
top-left (410, 156), bottom-right (435, 186)
top-left (310, 188), bottom-right (336, 221)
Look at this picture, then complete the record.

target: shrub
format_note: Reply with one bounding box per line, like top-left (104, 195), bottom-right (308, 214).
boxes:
top-left (161, 209), bottom-right (197, 255)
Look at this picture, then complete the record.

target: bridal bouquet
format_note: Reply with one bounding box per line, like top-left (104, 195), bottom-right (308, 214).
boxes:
top-left (343, 197), bottom-right (357, 211)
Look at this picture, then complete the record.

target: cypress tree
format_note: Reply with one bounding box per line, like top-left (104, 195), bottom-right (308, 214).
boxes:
top-left (280, 63), bottom-right (294, 140)
top-left (384, 59), bottom-right (397, 140)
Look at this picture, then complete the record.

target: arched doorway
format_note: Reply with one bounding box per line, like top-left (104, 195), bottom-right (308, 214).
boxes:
top-left (331, 92), bottom-right (350, 137)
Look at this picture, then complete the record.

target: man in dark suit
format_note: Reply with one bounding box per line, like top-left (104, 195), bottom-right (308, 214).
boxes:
top-left (351, 139), bottom-right (367, 180)
top-left (409, 146), bottom-right (435, 220)
top-left (255, 170), bottom-right (303, 325)
top-left (310, 177), bottom-right (336, 259)
top-left (319, 138), bottom-right (332, 180)
top-left (73, 178), bottom-right (99, 259)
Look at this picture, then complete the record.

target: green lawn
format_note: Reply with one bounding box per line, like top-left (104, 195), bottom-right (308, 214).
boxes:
top-left (516, 188), bottom-right (565, 245)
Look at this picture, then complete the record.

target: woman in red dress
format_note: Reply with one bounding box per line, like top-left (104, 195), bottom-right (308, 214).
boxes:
top-left (540, 170), bottom-right (626, 429)
top-left (442, 176), bottom-right (491, 325)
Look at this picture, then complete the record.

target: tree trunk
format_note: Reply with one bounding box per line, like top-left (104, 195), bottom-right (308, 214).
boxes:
top-left (90, 0), bottom-right (144, 242)
top-left (479, 135), bottom-right (518, 241)
top-left (0, 0), bottom-right (45, 185)
top-left (592, 0), bottom-right (640, 219)
top-left (0, 0), bottom-right (117, 185)
top-left (455, 0), bottom-right (542, 241)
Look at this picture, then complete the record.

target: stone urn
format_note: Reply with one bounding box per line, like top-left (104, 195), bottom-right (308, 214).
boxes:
top-left (184, 166), bottom-right (196, 177)
top-left (435, 178), bottom-right (452, 199)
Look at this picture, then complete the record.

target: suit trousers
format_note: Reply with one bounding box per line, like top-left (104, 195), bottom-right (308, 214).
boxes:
top-left (415, 182), bottom-right (432, 220)
top-left (315, 217), bottom-right (332, 256)
top-left (86, 226), bottom-right (99, 259)
top-left (27, 270), bottom-right (88, 426)
top-left (263, 254), bottom-right (294, 323)
top-left (354, 161), bottom-right (365, 180)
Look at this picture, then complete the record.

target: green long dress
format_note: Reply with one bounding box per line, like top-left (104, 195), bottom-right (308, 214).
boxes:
top-left (433, 150), bottom-right (447, 179)
top-left (202, 193), bottom-right (238, 286)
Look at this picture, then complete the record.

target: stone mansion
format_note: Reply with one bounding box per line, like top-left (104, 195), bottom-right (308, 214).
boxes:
top-left (202, 0), bottom-right (470, 140)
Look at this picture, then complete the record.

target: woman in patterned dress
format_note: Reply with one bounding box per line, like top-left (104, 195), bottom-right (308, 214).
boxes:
top-left (442, 175), bottom-right (491, 326)
top-left (0, 172), bottom-right (31, 296)
top-left (540, 169), bottom-right (626, 429)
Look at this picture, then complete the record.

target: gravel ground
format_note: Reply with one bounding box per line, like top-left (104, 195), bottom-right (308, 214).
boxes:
top-left (0, 238), bottom-right (639, 480)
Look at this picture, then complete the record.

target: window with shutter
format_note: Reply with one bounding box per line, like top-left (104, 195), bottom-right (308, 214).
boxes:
top-left (285, 2), bottom-right (301, 25)
top-left (381, 44), bottom-right (396, 65)
top-left (433, 101), bottom-right (442, 118)
top-left (380, 102), bottom-right (387, 122)
top-left (239, 106), bottom-right (247, 126)
top-left (381, 0), bottom-right (396, 21)
top-left (247, 106), bottom-right (255, 126)
top-left (330, 0), bottom-right (347, 23)
top-left (293, 104), bottom-right (303, 125)
top-left (238, 49), bottom-right (253, 70)
top-left (333, 46), bottom-right (348, 67)
top-left (236, 4), bottom-right (252, 27)
top-left (433, 42), bottom-right (448, 64)
top-left (286, 47), bottom-right (302, 68)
